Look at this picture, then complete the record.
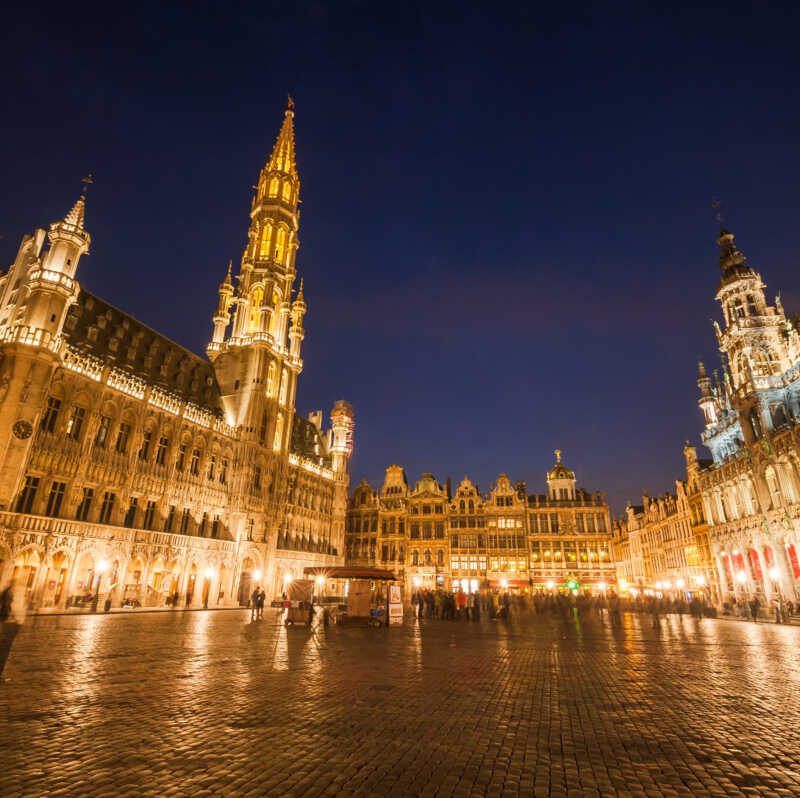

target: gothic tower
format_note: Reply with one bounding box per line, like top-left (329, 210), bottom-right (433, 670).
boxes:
top-left (700, 225), bottom-right (800, 460)
top-left (208, 97), bottom-right (304, 458)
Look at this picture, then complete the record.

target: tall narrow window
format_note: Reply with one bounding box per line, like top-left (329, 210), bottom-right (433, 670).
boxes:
top-left (76, 487), bottom-right (94, 521)
top-left (124, 497), bottom-right (138, 528)
top-left (15, 475), bottom-right (40, 514)
top-left (165, 505), bottom-right (176, 533)
top-left (278, 370), bottom-right (288, 406)
top-left (99, 491), bottom-right (116, 524)
top-left (259, 409), bottom-right (268, 444)
top-left (95, 415), bottom-right (111, 448)
top-left (143, 500), bottom-right (157, 530)
top-left (281, 181), bottom-right (291, 203)
top-left (180, 508), bottom-right (191, 535)
top-left (251, 466), bottom-right (263, 495)
top-left (40, 397), bottom-right (61, 433)
top-left (138, 431), bottom-right (152, 460)
top-left (269, 177), bottom-right (279, 197)
top-left (190, 448), bottom-right (200, 476)
top-left (266, 361), bottom-right (277, 397)
top-left (275, 227), bottom-right (286, 263)
top-left (259, 222), bottom-right (273, 259)
top-left (65, 406), bottom-right (85, 440)
top-left (207, 455), bottom-right (216, 481)
top-left (44, 481), bottom-right (66, 517)
top-left (220, 458), bottom-right (229, 485)
top-left (273, 413), bottom-right (284, 452)
top-left (211, 516), bottom-right (220, 539)
top-left (176, 444), bottom-right (187, 471)
top-left (156, 437), bottom-right (169, 466)
top-left (115, 422), bottom-right (131, 453)
top-left (199, 513), bottom-right (208, 537)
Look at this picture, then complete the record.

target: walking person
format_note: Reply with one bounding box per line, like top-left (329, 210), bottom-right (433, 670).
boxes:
top-left (0, 578), bottom-right (25, 678)
top-left (257, 588), bottom-right (266, 619)
top-left (251, 586), bottom-right (260, 620)
top-left (749, 596), bottom-right (761, 622)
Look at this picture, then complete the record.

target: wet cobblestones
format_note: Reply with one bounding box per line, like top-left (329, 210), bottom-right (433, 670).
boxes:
top-left (1, 609), bottom-right (799, 796)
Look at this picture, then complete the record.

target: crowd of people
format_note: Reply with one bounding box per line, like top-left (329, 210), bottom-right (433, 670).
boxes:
top-left (409, 587), bottom-right (727, 627)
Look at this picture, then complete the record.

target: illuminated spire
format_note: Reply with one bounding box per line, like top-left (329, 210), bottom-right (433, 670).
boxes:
top-left (266, 95), bottom-right (297, 178)
top-left (63, 193), bottom-right (86, 231)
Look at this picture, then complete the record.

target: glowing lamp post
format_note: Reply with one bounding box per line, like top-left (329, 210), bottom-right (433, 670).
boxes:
top-left (203, 567), bottom-right (214, 609)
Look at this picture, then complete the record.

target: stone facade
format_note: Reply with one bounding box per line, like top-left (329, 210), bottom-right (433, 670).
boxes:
top-left (613, 225), bottom-right (800, 606)
top-left (346, 452), bottom-right (615, 594)
top-left (612, 445), bottom-right (716, 599)
top-left (0, 99), bottom-right (353, 610)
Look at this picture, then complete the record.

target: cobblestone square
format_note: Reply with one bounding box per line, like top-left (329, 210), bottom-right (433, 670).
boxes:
top-left (2, 609), bottom-right (799, 797)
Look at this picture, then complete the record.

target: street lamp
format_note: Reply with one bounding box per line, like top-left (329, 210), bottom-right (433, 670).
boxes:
top-left (203, 567), bottom-right (214, 608)
top-left (546, 580), bottom-right (555, 590)
top-left (253, 569), bottom-right (262, 582)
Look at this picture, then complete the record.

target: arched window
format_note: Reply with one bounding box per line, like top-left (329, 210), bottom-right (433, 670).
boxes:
top-left (765, 467), bottom-right (782, 509)
top-left (424, 549), bottom-right (432, 566)
top-left (278, 369), bottom-right (288, 406)
top-left (281, 181), bottom-right (291, 202)
top-left (436, 549), bottom-right (444, 566)
top-left (266, 361), bottom-right (276, 397)
top-left (459, 500), bottom-right (465, 512)
top-left (269, 177), bottom-right (279, 197)
top-left (468, 500), bottom-right (474, 513)
top-left (411, 549), bottom-right (419, 566)
top-left (275, 227), bottom-right (287, 263)
top-left (259, 223), bottom-right (273, 259)
top-left (249, 286), bottom-right (264, 332)
top-left (273, 412), bottom-right (284, 452)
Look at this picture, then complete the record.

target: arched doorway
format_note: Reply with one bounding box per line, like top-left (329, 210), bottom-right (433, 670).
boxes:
top-left (123, 557), bottom-right (144, 607)
top-left (238, 557), bottom-right (261, 607)
top-left (41, 550), bottom-right (71, 608)
top-left (164, 559), bottom-right (181, 606)
top-left (217, 564), bottom-right (229, 605)
top-left (12, 548), bottom-right (41, 604)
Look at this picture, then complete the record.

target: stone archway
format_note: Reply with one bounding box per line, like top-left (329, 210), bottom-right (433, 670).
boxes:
top-left (238, 556), bottom-right (258, 606)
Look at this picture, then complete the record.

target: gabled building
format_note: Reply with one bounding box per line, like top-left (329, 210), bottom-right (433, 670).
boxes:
top-left (345, 452), bottom-right (615, 593)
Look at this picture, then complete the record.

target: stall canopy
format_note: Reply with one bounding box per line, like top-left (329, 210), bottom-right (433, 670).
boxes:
top-left (303, 566), bottom-right (398, 581)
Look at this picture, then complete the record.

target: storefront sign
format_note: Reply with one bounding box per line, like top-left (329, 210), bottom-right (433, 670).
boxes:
top-left (388, 603), bottom-right (403, 625)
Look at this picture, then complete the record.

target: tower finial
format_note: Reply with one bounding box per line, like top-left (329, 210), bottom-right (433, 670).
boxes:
top-left (286, 94), bottom-right (295, 113)
top-left (711, 197), bottom-right (724, 230)
top-left (554, 448), bottom-right (562, 463)
top-left (81, 173), bottom-right (94, 198)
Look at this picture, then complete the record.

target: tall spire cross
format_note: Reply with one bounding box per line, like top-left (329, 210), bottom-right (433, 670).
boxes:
top-left (81, 174), bottom-right (94, 197)
top-left (711, 197), bottom-right (724, 226)
top-left (554, 449), bottom-right (562, 463)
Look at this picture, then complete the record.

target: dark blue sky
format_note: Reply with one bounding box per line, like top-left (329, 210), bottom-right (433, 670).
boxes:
top-left (2, 2), bottom-right (800, 511)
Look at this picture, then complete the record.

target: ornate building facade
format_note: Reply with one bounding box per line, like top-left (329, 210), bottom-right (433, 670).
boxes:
top-left (694, 227), bottom-right (800, 604)
top-left (346, 453), bottom-right (615, 594)
top-left (612, 445), bottom-right (716, 599)
top-left (0, 99), bottom-right (354, 610)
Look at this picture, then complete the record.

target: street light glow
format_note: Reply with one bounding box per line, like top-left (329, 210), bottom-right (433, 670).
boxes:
top-left (546, 580), bottom-right (555, 589)
top-left (769, 567), bottom-right (780, 580)
top-left (204, 567), bottom-right (214, 579)
top-left (735, 571), bottom-right (747, 584)
top-left (253, 569), bottom-right (262, 580)
top-left (96, 559), bottom-right (109, 574)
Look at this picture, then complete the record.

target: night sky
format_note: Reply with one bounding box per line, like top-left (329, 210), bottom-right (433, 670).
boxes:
top-left (3, 3), bottom-right (800, 512)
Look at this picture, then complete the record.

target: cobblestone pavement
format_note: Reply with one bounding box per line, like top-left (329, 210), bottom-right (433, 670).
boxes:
top-left (1, 609), bottom-right (799, 797)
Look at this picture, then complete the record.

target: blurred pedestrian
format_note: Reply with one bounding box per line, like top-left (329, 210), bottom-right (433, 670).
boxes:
top-left (251, 586), bottom-right (260, 620)
top-left (257, 588), bottom-right (266, 619)
top-left (0, 578), bottom-right (26, 678)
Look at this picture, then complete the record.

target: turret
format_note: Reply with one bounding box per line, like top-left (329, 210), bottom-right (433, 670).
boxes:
top-left (330, 400), bottom-right (354, 475)
top-left (288, 278), bottom-right (306, 360)
top-left (208, 261), bottom-right (235, 355)
top-left (697, 360), bottom-right (719, 425)
top-left (546, 449), bottom-right (576, 501)
top-left (18, 192), bottom-right (89, 343)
